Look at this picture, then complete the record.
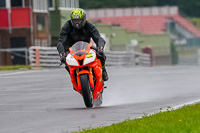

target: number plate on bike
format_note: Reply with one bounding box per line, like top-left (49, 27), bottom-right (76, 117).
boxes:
top-left (86, 53), bottom-right (93, 58)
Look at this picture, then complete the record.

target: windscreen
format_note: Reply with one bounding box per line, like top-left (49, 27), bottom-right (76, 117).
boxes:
top-left (71, 41), bottom-right (89, 56)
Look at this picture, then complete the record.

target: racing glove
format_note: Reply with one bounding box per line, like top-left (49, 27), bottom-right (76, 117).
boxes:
top-left (98, 46), bottom-right (104, 53)
top-left (59, 53), bottom-right (66, 63)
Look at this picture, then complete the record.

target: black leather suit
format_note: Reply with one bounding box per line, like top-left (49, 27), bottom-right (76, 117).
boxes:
top-left (57, 20), bottom-right (106, 67)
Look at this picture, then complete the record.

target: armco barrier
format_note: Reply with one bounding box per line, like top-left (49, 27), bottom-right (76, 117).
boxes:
top-left (0, 48), bottom-right (29, 65)
top-left (29, 46), bottom-right (151, 67)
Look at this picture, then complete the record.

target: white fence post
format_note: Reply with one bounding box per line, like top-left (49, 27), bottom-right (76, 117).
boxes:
top-left (29, 46), bottom-right (60, 67)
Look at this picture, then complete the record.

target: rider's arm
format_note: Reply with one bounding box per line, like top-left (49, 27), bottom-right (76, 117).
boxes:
top-left (57, 21), bottom-right (71, 54)
top-left (87, 21), bottom-right (105, 48)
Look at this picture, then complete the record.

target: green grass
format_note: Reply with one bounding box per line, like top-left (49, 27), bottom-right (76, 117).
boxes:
top-left (74, 103), bottom-right (200, 133)
top-left (188, 18), bottom-right (200, 29)
top-left (0, 65), bottom-right (32, 71)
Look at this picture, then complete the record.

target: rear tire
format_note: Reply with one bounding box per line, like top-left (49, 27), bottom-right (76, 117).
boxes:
top-left (80, 74), bottom-right (93, 108)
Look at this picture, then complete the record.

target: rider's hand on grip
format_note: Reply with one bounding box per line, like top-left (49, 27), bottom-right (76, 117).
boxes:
top-left (98, 46), bottom-right (104, 54)
top-left (59, 53), bottom-right (66, 63)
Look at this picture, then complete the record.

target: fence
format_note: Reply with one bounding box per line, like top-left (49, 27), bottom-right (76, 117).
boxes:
top-left (29, 46), bottom-right (151, 67)
top-left (177, 46), bottom-right (199, 65)
top-left (0, 48), bottom-right (29, 65)
top-left (29, 46), bottom-right (59, 67)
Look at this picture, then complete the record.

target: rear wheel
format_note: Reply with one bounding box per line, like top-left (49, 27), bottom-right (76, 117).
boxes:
top-left (80, 74), bottom-right (93, 108)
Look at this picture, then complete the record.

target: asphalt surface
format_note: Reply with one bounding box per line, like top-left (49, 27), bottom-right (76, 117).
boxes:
top-left (1, 66), bottom-right (200, 133)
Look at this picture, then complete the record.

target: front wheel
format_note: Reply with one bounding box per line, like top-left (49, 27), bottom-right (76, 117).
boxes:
top-left (80, 74), bottom-right (93, 108)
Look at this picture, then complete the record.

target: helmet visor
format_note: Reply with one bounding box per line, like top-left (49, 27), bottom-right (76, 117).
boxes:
top-left (72, 19), bottom-right (83, 29)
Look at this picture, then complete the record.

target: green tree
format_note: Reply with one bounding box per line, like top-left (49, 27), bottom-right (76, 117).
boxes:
top-left (79, 0), bottom-right (200, 17)
top-left (156, 0), bottom-right (177, 6)
top-left (177, 0), bottom-right (200, 17)
top-left (80, 0), bottom-right (156, 9)
top-left (134, 0), bottom-right (156, 7)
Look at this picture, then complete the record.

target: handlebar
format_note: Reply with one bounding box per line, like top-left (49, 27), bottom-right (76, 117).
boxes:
top-left (90, 46), bottom-right (104, 57)
top-left (90, 46), bottom-right (98, 51)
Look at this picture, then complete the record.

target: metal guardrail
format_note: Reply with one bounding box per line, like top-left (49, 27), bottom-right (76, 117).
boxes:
top-left (29, 46), bottom-right (151, 67)
top-left (0, 48), bottom-right (29, 65)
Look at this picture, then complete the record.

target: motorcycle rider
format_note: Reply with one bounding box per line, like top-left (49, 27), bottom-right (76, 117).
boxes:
top-left (57, 8), bottom-right (109, 81)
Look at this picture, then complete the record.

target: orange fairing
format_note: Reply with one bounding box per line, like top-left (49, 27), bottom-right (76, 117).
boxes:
top-left (68, 43), bottom-right (93, 64)
top-left (77, 70), bottom-right (94, 89)
top-left (67, 42), bottom-right (104, 100)
top-left (93, 65), bottom-right (103, 99)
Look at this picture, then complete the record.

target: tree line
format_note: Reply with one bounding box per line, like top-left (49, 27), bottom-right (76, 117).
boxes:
top-left (79, 0), bottom-right (200, 17)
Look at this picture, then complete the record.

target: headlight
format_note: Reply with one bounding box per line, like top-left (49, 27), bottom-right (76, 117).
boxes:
top-left (66, 54), bottom-right (79, 66)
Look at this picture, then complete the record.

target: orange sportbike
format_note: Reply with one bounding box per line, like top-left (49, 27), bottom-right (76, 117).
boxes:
top-left (65, 41), bottom-right (104, 108)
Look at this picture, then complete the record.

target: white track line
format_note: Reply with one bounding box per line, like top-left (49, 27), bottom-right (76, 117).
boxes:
top-left (140, 98), bottom-right (200, 118)
top-left (0, 69), bottom-right (54, 77)
top-left (0, 92), bottom-right (70, 96)
top-left (0, 71), bottom-right (37, 77)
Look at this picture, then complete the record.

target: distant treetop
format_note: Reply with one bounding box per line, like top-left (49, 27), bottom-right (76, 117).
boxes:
top-left (79, 0), bottom-right (200, 17)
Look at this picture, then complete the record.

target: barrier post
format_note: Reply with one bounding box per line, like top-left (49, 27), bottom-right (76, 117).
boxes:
top-left (142, 47), bottom-right (153, 66)
top-left (35, 49), bottom-right (40, 67)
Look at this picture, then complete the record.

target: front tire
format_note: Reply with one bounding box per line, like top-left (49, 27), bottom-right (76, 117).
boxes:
top-left (80, 74), bottom-right (93, 108)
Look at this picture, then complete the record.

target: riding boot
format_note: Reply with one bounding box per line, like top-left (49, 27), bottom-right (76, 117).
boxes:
top-left (102, 67), bottom-right (109, 81)
top-left (65, 65), bottom-right (70, 74)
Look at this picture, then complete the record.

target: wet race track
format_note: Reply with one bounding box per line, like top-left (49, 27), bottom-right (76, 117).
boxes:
top-left (1, 66), bottom-right (200, 133)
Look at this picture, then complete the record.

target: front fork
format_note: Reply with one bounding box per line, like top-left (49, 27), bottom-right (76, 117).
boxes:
top-left (74, 67), bottom-right (94, 92)
top-left (72, 66), bottom-right (103, 100)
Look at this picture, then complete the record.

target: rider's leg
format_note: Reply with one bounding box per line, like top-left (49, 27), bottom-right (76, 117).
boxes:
top-left (97, 53), bottom-right (109, 81)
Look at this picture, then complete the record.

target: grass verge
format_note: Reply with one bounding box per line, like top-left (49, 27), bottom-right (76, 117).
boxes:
top-left (74, 103), bottom-right (200, 133)
top-left (0, 65), bottom-right (32, 71)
